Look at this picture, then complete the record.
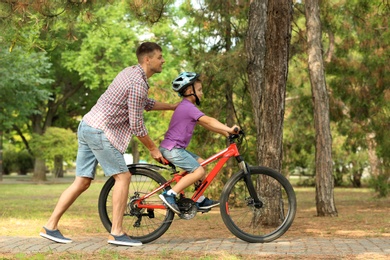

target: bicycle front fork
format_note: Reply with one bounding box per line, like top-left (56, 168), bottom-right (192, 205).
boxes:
top-left (237, 158), bottom-right (263, 209)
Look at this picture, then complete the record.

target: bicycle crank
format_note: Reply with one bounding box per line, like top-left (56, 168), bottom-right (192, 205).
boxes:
top-left (177, 198), bottom-right (197, 220)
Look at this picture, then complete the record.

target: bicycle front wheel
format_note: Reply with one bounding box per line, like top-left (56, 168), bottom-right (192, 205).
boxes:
top-left (220, 166), bottom-right (296, 243)
top-left (98, 167), bottom-right (174, 243)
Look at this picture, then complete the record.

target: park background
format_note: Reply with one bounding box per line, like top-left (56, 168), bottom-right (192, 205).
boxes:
top-left (0, 0), bottom-right (389, 253)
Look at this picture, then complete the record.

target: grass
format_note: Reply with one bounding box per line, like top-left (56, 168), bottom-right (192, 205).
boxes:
top-left (0, 180), bottom-right (107, 237)
top-left (0, 176), bottom-right (389, 259)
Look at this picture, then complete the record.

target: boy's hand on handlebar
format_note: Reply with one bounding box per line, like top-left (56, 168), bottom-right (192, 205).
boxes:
top-left (229, 125), bottom-right (240, 134)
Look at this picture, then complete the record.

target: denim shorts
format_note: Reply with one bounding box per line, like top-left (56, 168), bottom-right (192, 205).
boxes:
top-left (159, 147), bottom-right (200, 173)
top-left (75, 121), bottom-right (128, 179)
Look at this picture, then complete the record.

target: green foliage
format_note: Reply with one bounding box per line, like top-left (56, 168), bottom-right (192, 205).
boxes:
top-left (2, 146), bottom-right (33, 175)
top-left (369, 174), bottom-right (390, 198)
top-left (0, 0), bottom-right (102, 50)
top-left (0, 0), bottom-right (389, 189)
top-left (325, 0), bottom-right (390, 161)
top-left (62, 2), bottom-right (142, 89)
top-left (29, 127), bottom-right (77, 169)
top-left (285, 0), bottom-right (389, 190)
top-left (0, 45), bottom-right (53, 130)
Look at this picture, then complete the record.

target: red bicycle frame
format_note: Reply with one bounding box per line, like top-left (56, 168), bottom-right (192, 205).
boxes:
top-left (134, 142), bottom-right (241, 210)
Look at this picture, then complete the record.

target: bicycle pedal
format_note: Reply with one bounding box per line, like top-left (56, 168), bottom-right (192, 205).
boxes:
top-left (197, 208), bottom-right (211, 213)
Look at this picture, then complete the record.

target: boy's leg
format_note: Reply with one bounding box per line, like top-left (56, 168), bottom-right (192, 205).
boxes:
top-left (172, 166), bottom-right (205, 193)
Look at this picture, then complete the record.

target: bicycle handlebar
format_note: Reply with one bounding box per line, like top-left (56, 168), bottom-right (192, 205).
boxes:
top-left (228, 128), bottom-right (245, 144)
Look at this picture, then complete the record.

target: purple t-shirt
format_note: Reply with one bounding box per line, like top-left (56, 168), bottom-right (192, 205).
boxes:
top-left (160, 99), bottom-right (204, 150)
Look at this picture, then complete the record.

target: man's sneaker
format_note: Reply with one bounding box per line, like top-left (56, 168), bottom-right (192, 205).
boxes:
top-left (107, 233), bottom-right (142, 247)
top-left (159, 191), bottom-right (181, 214)
top-left (196, 197), bottom-right (220, 210)
top-left (39, 226), bottom-right (72, 244)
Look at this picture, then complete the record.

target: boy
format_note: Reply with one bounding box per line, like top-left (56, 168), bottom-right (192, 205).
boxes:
top-left (159, 72), bottom-right (239, 214)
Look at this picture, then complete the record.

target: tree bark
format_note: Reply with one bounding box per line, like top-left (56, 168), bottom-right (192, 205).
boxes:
top-left (224, 5), bottom-right (236, 178)
top-left (33, 158), bottom-right (47, 181)
top-left (305, 0), bottom-right (338, 216)
top-left (246, 0), bottom-right (292, 224)
top-left (366, 132), bottom-right (381, 177)
top-left (54, 155), bottom-right (64, 178)
top-left (131, 138), bottom-right (140, 164)
top-left (0, 129), bottom-right (3, 181)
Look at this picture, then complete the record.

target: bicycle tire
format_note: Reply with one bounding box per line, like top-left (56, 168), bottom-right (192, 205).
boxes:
top-left (220, 166), bottom-right (296, 243)
top-left (98, 167), bottom-right (174, 243)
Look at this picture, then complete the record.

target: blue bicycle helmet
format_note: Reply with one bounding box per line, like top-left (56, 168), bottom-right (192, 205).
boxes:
top-left (172, 72), bottom-right (200, 94)
top-left (172, 72), bottom-right (201, 105)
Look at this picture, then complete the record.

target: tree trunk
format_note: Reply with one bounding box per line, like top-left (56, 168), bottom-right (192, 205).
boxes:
top-left (33, 158), bottom-right (47, 181)
top-left (246, 0), bottom-right (292, 224)
top-left (224, 9), bottom-right (235, 178)
top-left (54, 155), bottom-right (64, 178)
top-left (0, 129), bottom-right (3, 181)
top-left (366, 132), bottom-right (381, 177)
top-left (131, 138), bottom-right (140, 164)
top-left (305, 0), bottom-right (338, 216)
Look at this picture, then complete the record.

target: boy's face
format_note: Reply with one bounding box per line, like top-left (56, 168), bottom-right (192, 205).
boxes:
top-left (193, 82), bottom-right (203, 100)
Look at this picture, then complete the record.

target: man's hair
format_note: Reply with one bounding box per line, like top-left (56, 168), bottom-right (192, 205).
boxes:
top-left (136, 42), bottom-right (162, 63)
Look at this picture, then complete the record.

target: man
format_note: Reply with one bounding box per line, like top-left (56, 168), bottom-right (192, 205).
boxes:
top-left (40, 42), bottom-right (176, 247)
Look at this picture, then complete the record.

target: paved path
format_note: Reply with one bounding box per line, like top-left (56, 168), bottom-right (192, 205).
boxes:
top-left (0, 236), bottom-right (389, 258)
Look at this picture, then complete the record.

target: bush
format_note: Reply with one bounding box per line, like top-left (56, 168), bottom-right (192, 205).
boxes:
top-left (3, 149), bottom-right (17, 175)
top-left (369, 174), bottom-right (390, 198)
top-left (3, 148), bottom-right (33, 175)
top-left (17, 150), bottom-right (34, 175)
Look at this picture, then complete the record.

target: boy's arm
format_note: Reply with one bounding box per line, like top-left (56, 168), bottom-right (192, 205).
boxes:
top-left (198, 115), bottom-right (239, 137)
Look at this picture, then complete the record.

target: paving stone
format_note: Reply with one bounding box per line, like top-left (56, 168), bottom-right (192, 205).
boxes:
top-left (0, 236), bottom-right (389, 257)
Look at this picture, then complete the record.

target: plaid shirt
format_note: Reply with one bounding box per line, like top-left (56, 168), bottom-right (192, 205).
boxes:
top-left (83, 64), bottom-right (156, 153)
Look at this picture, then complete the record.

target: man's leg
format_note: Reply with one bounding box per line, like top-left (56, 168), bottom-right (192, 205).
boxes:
top-left (40, 176), bottom-right (92, 243)
top-left (110, 171), bottom-right (131, 236)
top-left (45, 176), bottom-right (92, 230)
top-left (107, 171), bottom-right (141, 246)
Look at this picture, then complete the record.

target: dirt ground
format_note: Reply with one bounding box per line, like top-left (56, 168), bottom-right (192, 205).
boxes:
top-left (161, 188), bottom-right (390, 241)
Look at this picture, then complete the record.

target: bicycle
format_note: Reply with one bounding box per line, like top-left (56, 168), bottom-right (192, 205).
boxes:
top-left (98, 130), bottom-right (297, 243)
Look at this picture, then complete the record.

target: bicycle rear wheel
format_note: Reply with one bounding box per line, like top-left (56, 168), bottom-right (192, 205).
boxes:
top-left (220, 166), bottom-right (296, 243)
top-left (98, 167), bottom-right (174, 243)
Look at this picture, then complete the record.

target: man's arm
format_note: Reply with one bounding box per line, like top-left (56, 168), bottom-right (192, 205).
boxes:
top-left (150, 101), bottom-right (179, 111)
top-left (136, 134), bottom-right (164, 163)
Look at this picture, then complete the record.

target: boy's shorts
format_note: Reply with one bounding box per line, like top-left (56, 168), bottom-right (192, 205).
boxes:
top-left (75, 121), bottom-right (128, 179)
top-left (159, 147), bottom-right (200, 173)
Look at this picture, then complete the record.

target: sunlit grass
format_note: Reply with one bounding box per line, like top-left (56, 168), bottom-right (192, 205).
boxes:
top-left (0, 180), bottom-right (106, 237)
